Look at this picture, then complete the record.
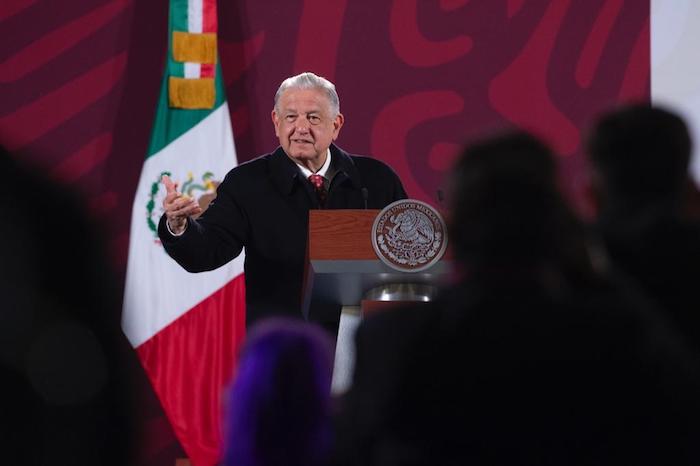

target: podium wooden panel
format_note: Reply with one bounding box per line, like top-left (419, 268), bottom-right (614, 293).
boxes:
top-left (307, 209), bottom-right (378, 260)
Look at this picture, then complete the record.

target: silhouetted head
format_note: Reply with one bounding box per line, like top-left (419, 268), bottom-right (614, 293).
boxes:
top-left (587, 104), bottom-right (692, 209)
top-left (0, 144), bottom-right (135, 466)
top-left (225, 318), bottom-right (334, 466)
top-left (448, 132), bottom-right (586, 274)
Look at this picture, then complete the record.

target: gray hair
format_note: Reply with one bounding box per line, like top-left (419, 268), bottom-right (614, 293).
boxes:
top-left (273, 72), bottom-right (340, 116)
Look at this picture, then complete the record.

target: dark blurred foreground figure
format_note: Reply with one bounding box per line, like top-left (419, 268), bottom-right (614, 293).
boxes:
top-left (588, 104), bottom-right (700, 351)
top-left (334, 133), bottom-right (700, 466)
top-left (0, 146), bottom-right (134, 465)
top-left (225, 318), bottom-right (334, 466)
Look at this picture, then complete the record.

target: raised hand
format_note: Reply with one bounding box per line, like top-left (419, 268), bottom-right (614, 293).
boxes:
top-left (162, 175), bottom-right (202, 235)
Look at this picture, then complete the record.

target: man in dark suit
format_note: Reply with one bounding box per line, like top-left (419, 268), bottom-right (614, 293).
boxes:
top-left (158, 72), bottom-right (406, 330)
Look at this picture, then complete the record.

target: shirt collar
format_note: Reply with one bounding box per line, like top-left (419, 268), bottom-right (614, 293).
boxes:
top-left (295, 148), bottom-right (332, 179)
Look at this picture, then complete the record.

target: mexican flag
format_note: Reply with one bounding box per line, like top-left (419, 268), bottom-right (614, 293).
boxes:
top-left (121, 0), bottom-right (246, 465)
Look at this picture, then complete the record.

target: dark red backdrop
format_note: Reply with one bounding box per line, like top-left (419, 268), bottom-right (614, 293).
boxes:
top-left (0, 1), bottom-right (648, 464)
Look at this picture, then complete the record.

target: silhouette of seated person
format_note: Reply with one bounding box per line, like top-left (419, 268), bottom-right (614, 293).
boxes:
top-left (0, 146), bottom-right (134, 465)
top-left (334, 132), bottom-right (700, 466)
top-left (587, 105), bottom-right (700, 352)
top-left (224, 318), bottom-right (334, 466)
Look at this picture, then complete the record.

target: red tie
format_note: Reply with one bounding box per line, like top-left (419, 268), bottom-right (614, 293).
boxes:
top-left (308, 174), bottom-right (327, 207)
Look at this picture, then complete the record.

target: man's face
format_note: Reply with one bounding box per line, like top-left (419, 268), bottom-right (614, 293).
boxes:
top-left (272, 87), bottom-right (344, 169)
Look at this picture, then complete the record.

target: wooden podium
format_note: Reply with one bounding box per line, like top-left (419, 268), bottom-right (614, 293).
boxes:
top-left (302, 209), bottom-right (452, 393)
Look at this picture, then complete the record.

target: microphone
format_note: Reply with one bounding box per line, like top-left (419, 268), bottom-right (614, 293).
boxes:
top-left (361, 187), bottom-right (369, 209)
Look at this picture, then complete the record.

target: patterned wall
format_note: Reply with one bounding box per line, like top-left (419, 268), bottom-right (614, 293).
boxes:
top-left (0, 1), bottom-right (649, 464)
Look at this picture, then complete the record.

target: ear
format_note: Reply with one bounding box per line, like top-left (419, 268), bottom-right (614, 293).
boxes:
top-left (271, 109), bottom-right (280, 137)
top-left (332, 112), bottom-right (344, 140)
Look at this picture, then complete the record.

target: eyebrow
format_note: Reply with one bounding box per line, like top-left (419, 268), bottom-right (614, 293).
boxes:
top-left (282, 107), bottom-right (326, 118)
top-left (285, 110), bottom-right (321, 117)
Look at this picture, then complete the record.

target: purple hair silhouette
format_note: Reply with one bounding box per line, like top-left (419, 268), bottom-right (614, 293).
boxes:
top-left (224, 318), bottom-right (334, 466)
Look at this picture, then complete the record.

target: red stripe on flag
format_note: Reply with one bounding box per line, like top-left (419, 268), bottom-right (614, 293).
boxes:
top-left (200, 63), bottom-right (215, 78)
top-left (202, 0), bottom-right (217, 33)
top-left (137, 274), bottom-right (246, 466)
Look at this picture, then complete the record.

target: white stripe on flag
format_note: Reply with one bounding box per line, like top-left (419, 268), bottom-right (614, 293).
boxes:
top-left (184, 62), bottom-right (201, 78)
top-left (122, 103), bottom-right (244, 347)
top-left (188, 0), bottom-right (203, 33)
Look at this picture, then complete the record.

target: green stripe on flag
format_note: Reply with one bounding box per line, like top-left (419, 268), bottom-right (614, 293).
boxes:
top-left (171, 0), bottom-right (189, 33)
top-left (147, 0), bottom-right (226, 157)
top-left (147, 63), bottom-right (226, 157)
top-left (169, 61), bottom-right (184, 78)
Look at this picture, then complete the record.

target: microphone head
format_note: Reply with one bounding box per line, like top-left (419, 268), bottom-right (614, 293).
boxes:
top-left (361, 187), bottom-right (369, 209)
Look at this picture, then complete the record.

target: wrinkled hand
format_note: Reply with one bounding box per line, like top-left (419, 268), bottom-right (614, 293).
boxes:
top-left (162, 175), bottom-right (202, 235)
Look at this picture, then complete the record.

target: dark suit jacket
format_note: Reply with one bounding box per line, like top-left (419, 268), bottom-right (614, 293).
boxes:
top-left (158, 144), bottom-right (406, 326)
